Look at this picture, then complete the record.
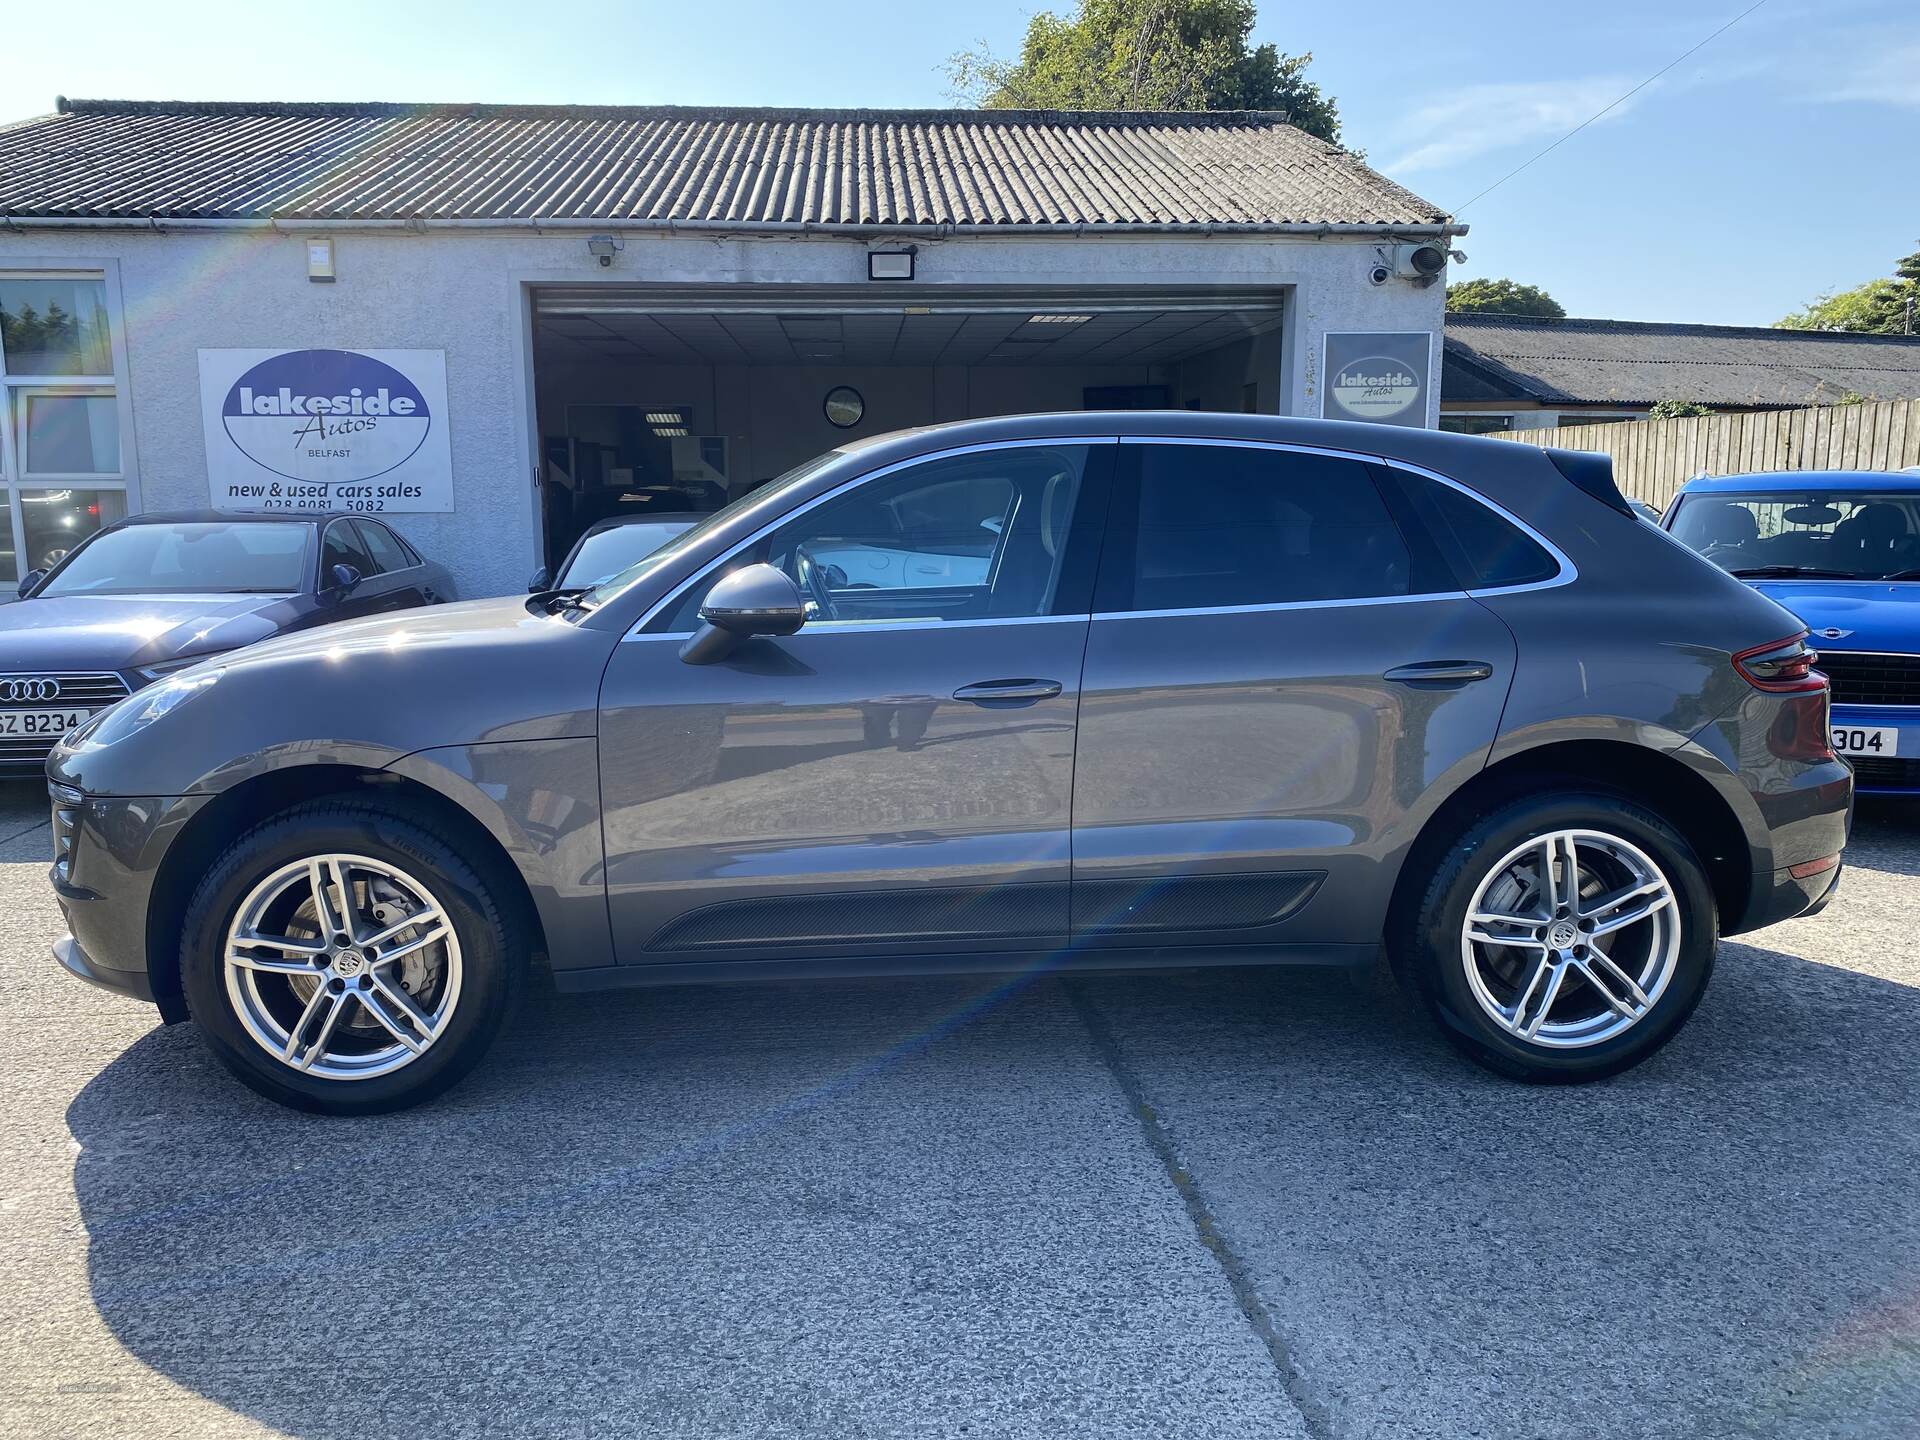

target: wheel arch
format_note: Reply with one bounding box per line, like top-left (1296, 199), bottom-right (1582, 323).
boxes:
top-left (1388, 738), bottom-right (1756, 950)
top-left (144, 763), bottom-right (550, 1020)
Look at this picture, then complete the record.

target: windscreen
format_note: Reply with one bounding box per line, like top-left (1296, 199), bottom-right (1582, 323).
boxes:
top-left (558, 521), bottom-right (698, 588)
top-left (1667, 490), bottom-right (1920, 581)
top-left (40, 522), bottom-right (312, 596)
top-left (579, 452), bottom-right (841, 610)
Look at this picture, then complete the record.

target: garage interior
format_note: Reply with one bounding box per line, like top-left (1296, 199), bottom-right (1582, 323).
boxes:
top-left (529, 285), bottom-right (1287, 568)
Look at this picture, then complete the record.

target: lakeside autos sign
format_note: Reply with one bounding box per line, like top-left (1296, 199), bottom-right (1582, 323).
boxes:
top-left (198, 348), bottom-right (452, 512)
top-left (1321, 332), bottom-right (1433, 428)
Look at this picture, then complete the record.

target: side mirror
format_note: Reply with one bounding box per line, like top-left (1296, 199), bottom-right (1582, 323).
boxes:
top-left (680, 563), bottom-right (806, 665)
top-left (17, 569), bottom-right (47, 599)
top-left (328, 563), bottom-right (363, 598)
top-left (527, 565), bottom-right (552, 593)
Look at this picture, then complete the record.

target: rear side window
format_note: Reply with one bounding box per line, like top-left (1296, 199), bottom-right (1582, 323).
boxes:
top-left (1095, 443), bottom-right (1432, 613)
top-left (1383, 469), bottom-right (1560, 589)
top-left (356, 521), bottom-right (414, 575)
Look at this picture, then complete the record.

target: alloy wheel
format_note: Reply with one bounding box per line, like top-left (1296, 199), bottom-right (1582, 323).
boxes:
top-left (1459, 828), bottom-right (1681, 1049)
top-left (222, 853), bottom-right (463, 1080)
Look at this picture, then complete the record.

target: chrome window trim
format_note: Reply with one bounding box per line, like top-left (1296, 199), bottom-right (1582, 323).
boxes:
top-left (1113, 434), bottom-right (1578, 601)
top-left (626, 613), bottom-right (1093, 642)
top-left (626, 436), bottom-right (1120, 639)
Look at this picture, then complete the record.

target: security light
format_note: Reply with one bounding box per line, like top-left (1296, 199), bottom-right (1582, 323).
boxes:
top-left (587, 235), bottom-right (624, 268)
top-left (868, 250), bottom-right (915, 281)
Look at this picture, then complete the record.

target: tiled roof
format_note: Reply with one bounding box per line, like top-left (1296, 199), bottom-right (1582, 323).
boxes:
top-left (1444, 314), bottom-right (1920, 409)
top-left (0, 99), bottom-right (1453, 231)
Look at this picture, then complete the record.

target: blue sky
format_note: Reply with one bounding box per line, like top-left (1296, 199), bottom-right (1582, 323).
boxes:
top-left (5, 0), bottom-right (1915, 325)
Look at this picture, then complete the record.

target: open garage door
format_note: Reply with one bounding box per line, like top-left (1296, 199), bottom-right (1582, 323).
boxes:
top-left (527, 285), bottom-right (1286, 575)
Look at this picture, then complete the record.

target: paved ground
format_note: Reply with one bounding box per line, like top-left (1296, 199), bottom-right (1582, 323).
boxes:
top-left (0, 777), bottom-right (1915, 1440)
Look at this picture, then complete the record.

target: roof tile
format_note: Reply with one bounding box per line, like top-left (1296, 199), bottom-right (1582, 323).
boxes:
top-left (0, 99), bottom-right (1450, 229)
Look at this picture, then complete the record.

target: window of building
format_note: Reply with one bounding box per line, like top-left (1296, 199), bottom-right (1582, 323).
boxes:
top-left (0, 272), bottom-right (135, 587)
top-left (1439, 414), bottom-right (1516, 436)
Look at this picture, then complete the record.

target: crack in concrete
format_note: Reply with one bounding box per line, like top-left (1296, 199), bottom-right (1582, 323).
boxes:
top-left (1066, 978), bottom-right (1334, 1440)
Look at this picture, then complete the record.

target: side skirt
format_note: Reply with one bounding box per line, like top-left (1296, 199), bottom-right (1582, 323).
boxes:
top-left (549, 941), bottom-right (1377, 993)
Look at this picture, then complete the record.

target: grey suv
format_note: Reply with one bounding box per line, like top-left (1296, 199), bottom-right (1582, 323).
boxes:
top-left (45, 414), bottom-right (1852, 1113)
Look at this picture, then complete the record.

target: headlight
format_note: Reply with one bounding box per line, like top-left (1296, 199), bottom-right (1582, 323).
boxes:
top-left (75, 667), bottom-right (225, 750)
top-left (137, 653), bottom-right (226, 683)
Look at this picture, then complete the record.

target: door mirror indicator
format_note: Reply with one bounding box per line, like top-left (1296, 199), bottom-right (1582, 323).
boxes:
top-left (680, 563), bottom-right (807, 665)
top-left (17, 569), bottom-right (46, 599)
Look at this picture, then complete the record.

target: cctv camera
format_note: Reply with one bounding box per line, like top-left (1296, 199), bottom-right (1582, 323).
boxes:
top-left (586, 235), bottom-right (623, 268)
top-left (1368, 264), bottom-right (1392, 286)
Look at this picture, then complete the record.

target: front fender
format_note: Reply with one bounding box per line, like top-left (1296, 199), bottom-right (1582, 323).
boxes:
top-left (383, 741), bottom-right (613, 973)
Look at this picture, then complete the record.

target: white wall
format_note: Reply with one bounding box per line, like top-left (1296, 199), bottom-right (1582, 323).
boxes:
top-left (0, 227), bottom-right (1445, 597)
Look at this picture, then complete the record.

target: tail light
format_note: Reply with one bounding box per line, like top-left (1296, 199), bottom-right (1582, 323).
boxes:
top-left (1734, 634), bottom-right (1825, 692)
top-left (1737, 634), bottom-right (1835, 762)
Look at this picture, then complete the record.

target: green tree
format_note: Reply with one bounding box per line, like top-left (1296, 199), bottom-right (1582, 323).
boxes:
top-left (1648, 399), bottom-right (1712, 419)
top-left (1444, 278), bottom-right (1566, 319)
top-left (946, 0), bottom-right (1342, 144)
top-left (1778, 242), bottom-right (1920, 334)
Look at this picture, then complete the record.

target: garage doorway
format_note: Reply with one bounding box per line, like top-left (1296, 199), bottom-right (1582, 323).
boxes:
top-left (527, 285), bottom-right (1287, 576)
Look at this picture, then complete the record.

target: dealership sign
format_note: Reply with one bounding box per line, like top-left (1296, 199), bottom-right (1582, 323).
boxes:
top-left (197, 348), bottom-right (452, 512)
top-left (1321, 332), bottom-right (1433, 428)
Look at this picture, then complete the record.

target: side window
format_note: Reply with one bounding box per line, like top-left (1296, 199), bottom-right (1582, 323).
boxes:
top-left (655, 445), bottom-right (1104, 631)
top-left (1095, 444), bottom-right (1424, 613)
top-left (1382, 468), bottom-right (1560, 589)
top-left (321, 520), bottom-right (375, 581)
top-left (356, 521), bottom-right (413, 575)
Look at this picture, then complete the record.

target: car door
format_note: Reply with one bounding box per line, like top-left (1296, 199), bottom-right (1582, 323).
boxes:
top-left (354, 520), bottom-right (437, 607)
top-left (597, 439), bottom-right (1113, 965)
top-left (1069, 438), bottom-right (1527, 954)
top-left (318, 518), bottom-right (390, 620)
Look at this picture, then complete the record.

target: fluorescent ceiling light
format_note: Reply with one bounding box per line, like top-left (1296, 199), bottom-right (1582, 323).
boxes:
top-left (1026, 314), bottom-right (1093, 325)
top-left (644, 411), bottom-right (686, 425)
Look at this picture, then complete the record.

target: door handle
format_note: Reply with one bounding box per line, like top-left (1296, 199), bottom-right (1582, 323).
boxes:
top-left (952, 679), bottom-right (1064, 704)
top-left (1383, 661), bottom-right (1494, 686)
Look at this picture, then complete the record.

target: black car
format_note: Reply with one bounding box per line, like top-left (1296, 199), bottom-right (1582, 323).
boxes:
top-left (1, 511), bottom-right (455, 775)
top-left (529, 512), bottom-right (705, 593)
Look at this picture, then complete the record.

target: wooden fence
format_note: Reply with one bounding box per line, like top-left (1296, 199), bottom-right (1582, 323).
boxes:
top-left (1492, 398), bottom-right (1920, 510)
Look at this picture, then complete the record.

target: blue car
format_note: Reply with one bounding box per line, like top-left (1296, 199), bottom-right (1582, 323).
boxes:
top-left (1664, 470), bottom-right (1920, 794)
top-left (1, 511), bottom-right (455, 778)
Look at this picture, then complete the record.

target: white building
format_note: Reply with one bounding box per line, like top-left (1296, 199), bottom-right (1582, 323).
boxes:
top-left (0, 99), bottom-right (1462, 597)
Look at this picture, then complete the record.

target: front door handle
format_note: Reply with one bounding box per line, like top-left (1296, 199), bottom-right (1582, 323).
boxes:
top-left (1383, 660), bottom-right (1494, 687)
top-left (952, 678), bottom-right (1064, 704)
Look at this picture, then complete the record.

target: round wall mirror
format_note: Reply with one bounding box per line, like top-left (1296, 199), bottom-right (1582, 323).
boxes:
top-left (823, 385), bottom-right (865, 429)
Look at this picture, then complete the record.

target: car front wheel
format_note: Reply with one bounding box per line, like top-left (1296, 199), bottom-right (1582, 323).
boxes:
top-left (179, 799), bottom-right (523, 1113)
top-left (1399, 790), bottom-right (1718, 1083)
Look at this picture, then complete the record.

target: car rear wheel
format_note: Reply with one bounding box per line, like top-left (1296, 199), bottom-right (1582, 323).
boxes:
top-left (1398, 790), bottom-right (1718, 1082)
top-left (179, 798), bottom-right (523, 1113)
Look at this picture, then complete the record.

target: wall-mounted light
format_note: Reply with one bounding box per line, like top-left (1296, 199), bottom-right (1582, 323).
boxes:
top-left (307, 237), bottom-right (335, 283)
top-left (868, 249), bottom-right (915, 281)
top-left (588, 235), bottom-right (624, 268)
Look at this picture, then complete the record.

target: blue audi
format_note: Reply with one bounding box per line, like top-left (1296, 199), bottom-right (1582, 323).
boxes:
top-left (1665, 469), bottom-right (1920, 794)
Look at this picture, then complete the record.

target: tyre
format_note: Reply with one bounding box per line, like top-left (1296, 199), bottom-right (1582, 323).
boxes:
top-left (179, 798), bottom-right (525, 1114)
top-left (1395, 788), bottom-right (1718, 1083)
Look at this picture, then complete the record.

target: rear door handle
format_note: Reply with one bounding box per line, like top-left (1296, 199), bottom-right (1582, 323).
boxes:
top-left (1383, 661), bottom-right (1494, 686)
top-left (952, 678), bottom-right (1064, 704)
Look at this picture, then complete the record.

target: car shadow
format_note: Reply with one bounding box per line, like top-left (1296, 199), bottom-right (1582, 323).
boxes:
top-left (65, 926), bottom-right (1920, 1438)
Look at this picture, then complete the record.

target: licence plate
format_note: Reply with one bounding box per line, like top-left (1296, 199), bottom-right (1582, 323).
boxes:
top-left (1832, 725), bottom-right (1899, 758)
top-left (0, 708), bottom-right (92, 737)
